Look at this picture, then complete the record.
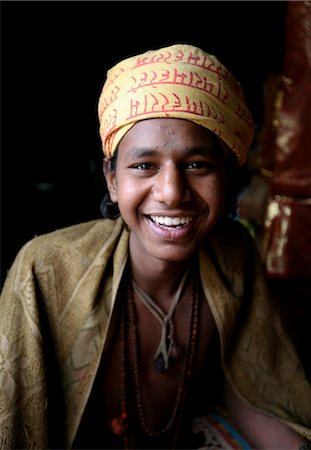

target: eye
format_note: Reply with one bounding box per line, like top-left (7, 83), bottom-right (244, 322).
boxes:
top-left (187, 161), bottom-right (205, 170)
top-left (131, 162), bottom-right (158, 171)
top-left (186, 161), bottom-right (216, 172)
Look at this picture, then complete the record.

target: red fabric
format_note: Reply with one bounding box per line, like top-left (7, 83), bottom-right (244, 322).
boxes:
top-left (262, 2), bottom-right (311, 279)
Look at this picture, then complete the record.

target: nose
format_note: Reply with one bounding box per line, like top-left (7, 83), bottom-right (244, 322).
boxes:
top-left (153, 164), bottom-right (188, 207)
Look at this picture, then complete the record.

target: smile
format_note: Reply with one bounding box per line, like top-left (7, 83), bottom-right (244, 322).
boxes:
top-left (149, 215), bottom-right (193, 227)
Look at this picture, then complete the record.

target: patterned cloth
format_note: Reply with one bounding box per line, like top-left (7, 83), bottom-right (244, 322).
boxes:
top-left (98, 44), bottom-right (254, 165)
top-left (193, 409), bottom-right (252, 449)
top-left (0, 218), bottom-right (310, 448)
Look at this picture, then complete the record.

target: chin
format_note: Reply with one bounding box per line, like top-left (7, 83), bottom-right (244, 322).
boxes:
top-left (151, 246), bottom-right (199, 264)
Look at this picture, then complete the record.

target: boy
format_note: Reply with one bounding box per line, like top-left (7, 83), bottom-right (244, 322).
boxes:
top-left (1, 44), bottom-right (310, 449)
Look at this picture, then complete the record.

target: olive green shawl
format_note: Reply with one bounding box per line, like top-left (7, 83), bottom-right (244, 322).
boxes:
top-left (0, 217), bottom-right (310, 449)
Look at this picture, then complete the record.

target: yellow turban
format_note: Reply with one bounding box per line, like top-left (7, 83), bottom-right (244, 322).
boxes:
top-left (98, 44), bottom-right (254, 165)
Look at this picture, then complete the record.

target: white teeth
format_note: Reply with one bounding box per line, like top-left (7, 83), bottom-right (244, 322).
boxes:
top-left (150, 215), bottom-right (193, 226)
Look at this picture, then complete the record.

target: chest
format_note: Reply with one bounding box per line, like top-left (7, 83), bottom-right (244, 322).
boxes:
top-left (73, 286), bottom-right (220, 449)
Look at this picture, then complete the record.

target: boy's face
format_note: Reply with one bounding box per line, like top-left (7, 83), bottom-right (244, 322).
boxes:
top-left (105, 118), bottom-right (226, 264)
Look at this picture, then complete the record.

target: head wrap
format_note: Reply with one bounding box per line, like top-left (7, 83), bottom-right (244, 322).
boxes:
top-left (98, 43), bottom-right (254, 165)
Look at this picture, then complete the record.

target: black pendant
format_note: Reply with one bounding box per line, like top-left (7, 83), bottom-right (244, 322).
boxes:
top-left (154, 353), bottom-right (166, 373)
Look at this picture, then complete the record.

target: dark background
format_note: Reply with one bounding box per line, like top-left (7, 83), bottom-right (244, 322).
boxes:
top-left (1, 0), bottom-right (288, 287)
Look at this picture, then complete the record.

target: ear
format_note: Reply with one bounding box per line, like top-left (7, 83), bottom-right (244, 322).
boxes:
top-left (103, 158), bottom-right (118, 203)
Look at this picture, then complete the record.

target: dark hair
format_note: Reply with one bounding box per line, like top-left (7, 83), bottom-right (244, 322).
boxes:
top-left (222, 150), bottom-right (244, 219)
top-left (100, 152), bottom-right (120, 219)
top-left (100, 146), bottom-right (244, 220)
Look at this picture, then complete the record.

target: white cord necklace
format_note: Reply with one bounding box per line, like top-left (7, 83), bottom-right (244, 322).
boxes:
top-left (131, 267), bottom-right (190, 373)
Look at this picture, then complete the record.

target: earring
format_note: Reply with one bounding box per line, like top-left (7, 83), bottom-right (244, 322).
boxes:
top-left (100, 193), bottom-right (120, 219)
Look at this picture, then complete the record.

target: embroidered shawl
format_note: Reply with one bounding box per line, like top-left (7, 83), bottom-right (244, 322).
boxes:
top-left (0, 217), bottom-right (310, 448)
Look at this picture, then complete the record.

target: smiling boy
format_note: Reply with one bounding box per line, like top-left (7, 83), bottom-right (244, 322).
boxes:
top-left (1, 44), bottom-right (310, 449)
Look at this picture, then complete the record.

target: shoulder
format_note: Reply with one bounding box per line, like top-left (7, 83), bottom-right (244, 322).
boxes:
top-left (10, 217), bottom-right (126, 271)
top-left (208, 218), bottom-right (258, 256)
top-left (199, 219), bottom-right (267, 304)
top-left (0, 217), bottom-right (129, 322)
top-left (206, 218), bottom-right (263, 280)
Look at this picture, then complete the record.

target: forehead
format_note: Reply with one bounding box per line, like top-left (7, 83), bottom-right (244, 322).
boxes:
top-left (117, 118), bottom-right (223, 158)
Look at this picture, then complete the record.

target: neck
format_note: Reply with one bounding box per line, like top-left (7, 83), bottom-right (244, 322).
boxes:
top-left (129, 255), bottom-right (192, 299)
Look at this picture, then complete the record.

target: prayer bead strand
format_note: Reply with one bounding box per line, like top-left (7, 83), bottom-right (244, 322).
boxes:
top-left (128, 269), bottom-right (199, 443)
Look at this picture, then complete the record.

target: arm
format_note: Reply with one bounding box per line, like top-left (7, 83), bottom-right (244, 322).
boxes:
top-left (0, 243), bottom-right (49, 449)
top-left (223, 380), bottom-right (310, 450)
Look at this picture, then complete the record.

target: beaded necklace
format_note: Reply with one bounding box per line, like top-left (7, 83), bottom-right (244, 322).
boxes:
top-left (111, 266), bottom-right (200, 449)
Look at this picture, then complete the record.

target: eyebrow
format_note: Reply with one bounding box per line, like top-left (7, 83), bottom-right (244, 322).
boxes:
top-left (125, 144), bottom-right (222, 161)
top-left (185, 146), bottom-right (222, 157)
top-left (126, 148), bottom-right (158, 160)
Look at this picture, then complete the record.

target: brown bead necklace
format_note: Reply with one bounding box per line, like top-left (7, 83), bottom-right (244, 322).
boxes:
top-left (110, 284), bottom-right (130, 448)
top-left (111, 266), bottom-right (200, 448)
